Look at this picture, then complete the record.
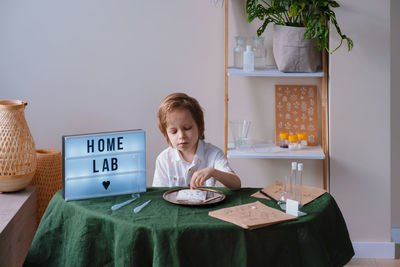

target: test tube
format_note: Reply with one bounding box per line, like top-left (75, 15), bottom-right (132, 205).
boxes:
top-left (295, 163), bottom-right (303, 208)
top-left (288, 162), bottom-right (297, 200)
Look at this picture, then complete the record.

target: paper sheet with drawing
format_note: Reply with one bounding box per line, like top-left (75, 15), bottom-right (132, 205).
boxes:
top-left (251, 181), bottom-right (326, 206)
top-left (209, 201), bottom-right (297, 230)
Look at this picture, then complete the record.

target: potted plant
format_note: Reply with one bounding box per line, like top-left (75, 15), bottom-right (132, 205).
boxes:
top-left (246, 0), bottom-right (353, 72)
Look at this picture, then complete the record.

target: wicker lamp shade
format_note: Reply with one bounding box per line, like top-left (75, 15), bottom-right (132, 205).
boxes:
top-left (0, 100), bottom-right (37, 192)
top-left (30, 149), bottom-right (62, 223)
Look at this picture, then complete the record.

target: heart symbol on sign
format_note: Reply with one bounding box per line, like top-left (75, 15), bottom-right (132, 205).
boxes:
top-left (102, 181), bottom-right (110, 190)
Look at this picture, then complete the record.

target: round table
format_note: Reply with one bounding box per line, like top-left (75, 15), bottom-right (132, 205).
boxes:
top-left (25, 187), bottom-right (354, 267)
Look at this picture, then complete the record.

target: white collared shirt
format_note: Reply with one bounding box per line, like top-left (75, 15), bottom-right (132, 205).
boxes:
top-left (152, 139), bottom-right (233, 187)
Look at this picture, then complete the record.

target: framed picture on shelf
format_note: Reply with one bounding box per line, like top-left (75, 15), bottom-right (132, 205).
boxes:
top-left (275, 85), bottom-right (318, 146)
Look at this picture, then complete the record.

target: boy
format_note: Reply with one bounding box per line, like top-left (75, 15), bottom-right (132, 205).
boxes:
top-left (153, 93), bottom-right (241, 190)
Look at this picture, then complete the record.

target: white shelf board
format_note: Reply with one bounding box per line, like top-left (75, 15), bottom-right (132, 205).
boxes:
top-left (228, 66), bottom-right (324, 77)
top-left (227, 143), bottom-right (325, 159)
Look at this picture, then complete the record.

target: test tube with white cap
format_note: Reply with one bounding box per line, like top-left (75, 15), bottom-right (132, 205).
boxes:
top-left (295, 163), bottom-right (303, 208)
top-left (288, 162), bottom-right (297, 200)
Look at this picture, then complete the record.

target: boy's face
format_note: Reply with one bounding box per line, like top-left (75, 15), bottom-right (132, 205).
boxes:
top-left (166, 108), bottom-right (199, 158)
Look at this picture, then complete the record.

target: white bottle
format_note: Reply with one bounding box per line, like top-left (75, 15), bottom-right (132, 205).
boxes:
top-left (243, 45), bottom-right (254, 72)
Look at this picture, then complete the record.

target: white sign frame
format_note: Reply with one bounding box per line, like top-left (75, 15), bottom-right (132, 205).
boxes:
top-left (62, 129), bottom-right (146, 201)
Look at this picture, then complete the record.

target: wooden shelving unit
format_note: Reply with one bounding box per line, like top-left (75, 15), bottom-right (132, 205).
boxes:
top-left (224, 1), bottom-right (330, 190)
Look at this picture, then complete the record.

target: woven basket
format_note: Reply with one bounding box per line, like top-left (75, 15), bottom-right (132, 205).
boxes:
top-left (0, 100), bottom-right (37, 192)
top-left (30, 149), bottom-right (62, 223)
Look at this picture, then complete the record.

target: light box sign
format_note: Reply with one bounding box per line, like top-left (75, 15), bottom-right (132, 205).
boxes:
top-left (62, 130), bottom-right (146, 201)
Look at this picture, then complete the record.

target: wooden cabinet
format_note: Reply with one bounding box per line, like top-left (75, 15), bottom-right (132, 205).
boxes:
top-left (0, 186), bottom-right (38, 266)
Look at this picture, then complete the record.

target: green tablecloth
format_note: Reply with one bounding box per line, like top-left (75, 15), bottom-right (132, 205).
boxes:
top-left (24, 188), bottom-right (354, 267)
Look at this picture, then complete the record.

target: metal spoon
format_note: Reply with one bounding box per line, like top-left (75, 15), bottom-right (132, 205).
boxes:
top-left (203, 195), bottom-right (222, 203)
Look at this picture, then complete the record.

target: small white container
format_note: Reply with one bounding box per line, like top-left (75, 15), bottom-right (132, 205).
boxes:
top-left (297, 133), bottom-right (308, 149)
top-left (279, 132), bottom-right (289, 148)
top-left (288, 135), bottom-right (298, 150)
top-left (243, 45), bottom-right (254, 72)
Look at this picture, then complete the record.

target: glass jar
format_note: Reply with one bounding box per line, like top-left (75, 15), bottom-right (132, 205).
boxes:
top-left (279, 132), bottom-right (289, 148)
top-left (297, 133), bottom-right (308, 149)
top-left (252, 36), bottom-right (267, 70)
top-left (233, 36), bottom-right (247, 69)
top-left (288, 135), bottom-right (298, 150)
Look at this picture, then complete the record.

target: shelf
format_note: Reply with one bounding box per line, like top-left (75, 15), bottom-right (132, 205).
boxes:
top-left (224, 1), bottom-right (329, 189)
top-left (227, 143), bottom-right (325, 159)
top-left (228, 66), bottom-right (324, 77)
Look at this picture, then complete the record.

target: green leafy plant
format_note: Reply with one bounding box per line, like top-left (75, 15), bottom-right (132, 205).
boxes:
top-left (246, 0), bottom-right (353, 53)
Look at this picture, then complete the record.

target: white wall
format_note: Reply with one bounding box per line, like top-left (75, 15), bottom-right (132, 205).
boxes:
top-left (330, 0), bottom-right (391, 242)
top-left (0, 0), bottom-right (323, 189)
top-left (0, 0), bottom-right (226, 187)
top-left (391, 0), bottom-right (400, 229)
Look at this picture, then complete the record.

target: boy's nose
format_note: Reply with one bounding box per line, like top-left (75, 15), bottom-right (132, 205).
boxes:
top-left (178, 130), bottom-right (186, 138)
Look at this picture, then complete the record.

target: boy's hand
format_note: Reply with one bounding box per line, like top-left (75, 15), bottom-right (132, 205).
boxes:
top-left (190, 168), bottom-right (214, 189)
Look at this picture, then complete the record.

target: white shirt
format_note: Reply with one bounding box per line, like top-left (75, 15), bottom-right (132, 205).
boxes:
top-left (152, 139), bottom-right (233, 187)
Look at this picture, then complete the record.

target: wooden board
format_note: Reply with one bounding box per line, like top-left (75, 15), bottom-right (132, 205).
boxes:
top-left (275, 85), bottom-right (318, 146)
top-left (251, 181), bottom-right (326, 206)
top-left (209, 201), bottom-right (297, 230)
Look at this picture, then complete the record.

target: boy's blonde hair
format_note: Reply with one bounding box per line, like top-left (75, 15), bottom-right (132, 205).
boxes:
top-left (157, 93), bottom-right (205, 146)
